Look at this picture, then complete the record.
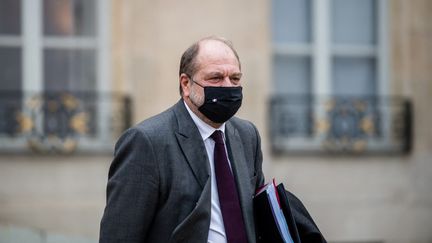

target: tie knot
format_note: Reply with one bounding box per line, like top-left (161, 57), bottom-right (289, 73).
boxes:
top-left (210, 130), bottom-right (224, 144)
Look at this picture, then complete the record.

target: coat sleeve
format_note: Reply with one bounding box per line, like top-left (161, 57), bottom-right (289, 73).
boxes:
top-left (99, 127), bottom-right (159, 243)
top-left (285, 190), bottom-right (327, 243)
top-left (251, 122), bottom-right (265, 189)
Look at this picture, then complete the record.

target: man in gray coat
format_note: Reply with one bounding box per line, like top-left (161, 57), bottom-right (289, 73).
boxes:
top-left (100, 36), bottom-right (265, 243)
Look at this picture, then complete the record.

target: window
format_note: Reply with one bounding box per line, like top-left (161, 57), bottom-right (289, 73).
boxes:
top-left (0, 0), bottom-right (129, 153)
top-left (0, 0), bottom-right (22, 136)
top-left (272, 0), bottom-right (387, 97)
top-left (270, 0), bottom-right (411, 154)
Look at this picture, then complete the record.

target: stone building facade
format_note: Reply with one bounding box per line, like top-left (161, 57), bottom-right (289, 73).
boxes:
top-left (0, 0), bottom-right (431, 242)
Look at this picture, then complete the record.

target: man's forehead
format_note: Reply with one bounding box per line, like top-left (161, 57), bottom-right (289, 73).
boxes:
top-left (196, 40), bottom-right (239, 67)
top-left (199, 39), bottom-right (233, 53)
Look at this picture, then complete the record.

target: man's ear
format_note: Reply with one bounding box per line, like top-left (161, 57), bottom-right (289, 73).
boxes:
top-left (179, 73), bottom-right (190, 97)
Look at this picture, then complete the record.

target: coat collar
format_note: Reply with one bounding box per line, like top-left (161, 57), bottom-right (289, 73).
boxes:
top-left (182, 100), bottom-right (226, 141)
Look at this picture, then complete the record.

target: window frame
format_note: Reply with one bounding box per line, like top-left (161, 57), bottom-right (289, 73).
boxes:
top-left (272, 0), bottom-right (389, 97)
top-left (270, 0), bottom-right (396, 154)
top-left (0, 0), bottom-right (113, 153)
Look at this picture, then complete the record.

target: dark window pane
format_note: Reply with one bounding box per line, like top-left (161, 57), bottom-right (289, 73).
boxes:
top-left (44, 49), bottom-right (96, 91)
top-left (0, 47), bottom-right (21, 90)
top-left (0, 0), bottom-right (21, 35)
top-left (333, 57), bottom-right (376, 96)
top-left (272, 0), bottom-right (311, 43)
top-left (273, 55), bottom-right (311, 95)
top-left (43, 0), bottom-right (95, 36)
top-left (0, 47), bottom-right (21, 135)
top-left (332, 0), bottom-right (377, 44)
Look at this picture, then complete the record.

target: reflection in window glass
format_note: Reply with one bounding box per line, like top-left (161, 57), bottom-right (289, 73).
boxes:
top-left (272, 0), bottom-right (311, 43)
top-left (44, 49), bottom-right (95, 91)
top-left (273, 55), bottom-right (311, 95)
top-left (332, 0), bottom-right (376, 44)
top-left (43, 0), bottom-right (95, 36)
top-left (333, 57), bottom-right (376, 96)
top-left (0, 0), bottom-right (21, 35)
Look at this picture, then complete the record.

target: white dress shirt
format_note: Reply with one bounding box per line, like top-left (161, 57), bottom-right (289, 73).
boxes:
top-left (184, 101), bottom-right (231, 243)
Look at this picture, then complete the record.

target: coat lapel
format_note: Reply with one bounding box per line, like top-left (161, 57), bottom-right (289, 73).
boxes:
top-left (225, 121), bottom-right (256, 243)
top-left (173, 100), bottom-right (256, 242)
top-left (173, 100), bottom-right (210, 189)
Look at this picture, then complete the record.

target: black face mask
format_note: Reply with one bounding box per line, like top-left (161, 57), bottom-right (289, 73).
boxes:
top-left (192, 80), bottom-right (243, 123)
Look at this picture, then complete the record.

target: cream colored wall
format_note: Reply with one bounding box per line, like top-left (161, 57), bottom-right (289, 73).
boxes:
top-left (0, 156), bottom-right (110, 239)
top-left (391, 0), bottom-right (432, 151)
top-left (110, 0), bottom-right (271, 130)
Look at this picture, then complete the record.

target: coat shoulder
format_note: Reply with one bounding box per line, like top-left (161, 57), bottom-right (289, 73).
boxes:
top-left (229, 116), bottom-right (260, 138)
top-left (128, 104), bottom-right (178, 138)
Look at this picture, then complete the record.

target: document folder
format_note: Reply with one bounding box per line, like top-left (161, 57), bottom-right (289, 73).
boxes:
top-left (254, 180), bottom-right (299, 243)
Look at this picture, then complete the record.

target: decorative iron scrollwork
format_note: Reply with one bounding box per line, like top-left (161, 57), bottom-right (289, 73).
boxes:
top-left (0, 91), bottom-right (132, 154)
top-left (270, 95), bottom-right (412, 154)
top-left (318, 98), bottom-right (379, 152)
top-left (17, 93), bottom-right (89, 153)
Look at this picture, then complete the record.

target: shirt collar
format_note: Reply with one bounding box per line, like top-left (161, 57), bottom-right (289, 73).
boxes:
top-left (184, 101), bottom-right (226, 141)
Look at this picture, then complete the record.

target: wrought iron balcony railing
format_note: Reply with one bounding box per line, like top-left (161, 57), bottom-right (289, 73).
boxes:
top-left (0, 91), bottom-right (132, 154)
top-left (270, 95), bottom-right (412, 154)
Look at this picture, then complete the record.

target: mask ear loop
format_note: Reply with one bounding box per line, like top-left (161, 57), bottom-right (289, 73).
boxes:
top-left (187, 75), bottom-right (205, 88)
top-left (188, 76), bottom-right (221, 103)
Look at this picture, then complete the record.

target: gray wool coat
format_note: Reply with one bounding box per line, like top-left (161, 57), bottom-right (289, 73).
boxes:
top-left (99, 99), bottom-right (265, 243)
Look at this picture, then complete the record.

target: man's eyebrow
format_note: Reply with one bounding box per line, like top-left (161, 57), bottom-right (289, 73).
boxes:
top-left (204, 72), bottom-right (243, 78)
top-left (230, 72), bottom-right (243, 77)
top-left (205, 72), bottom-right (224, 77)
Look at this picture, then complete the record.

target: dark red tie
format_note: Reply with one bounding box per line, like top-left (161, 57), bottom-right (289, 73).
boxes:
top-left (211, 130), bottom-right (248, 243)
